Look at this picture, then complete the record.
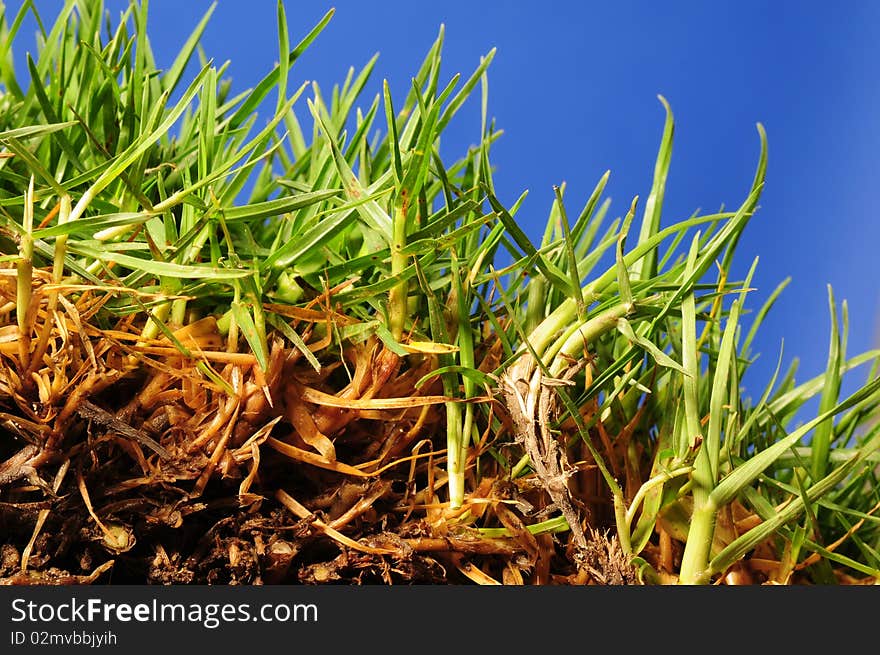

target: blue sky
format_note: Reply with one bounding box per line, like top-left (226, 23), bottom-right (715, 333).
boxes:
top-left (8, 1), bottom-right (880, 402)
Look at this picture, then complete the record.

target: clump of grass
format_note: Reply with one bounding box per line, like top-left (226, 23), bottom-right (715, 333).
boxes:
top-left (0, 0), bottom-right (878, 585)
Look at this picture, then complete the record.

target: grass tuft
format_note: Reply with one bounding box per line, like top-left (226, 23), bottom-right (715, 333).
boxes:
top-left (0, 1), bottom-right (877, 585)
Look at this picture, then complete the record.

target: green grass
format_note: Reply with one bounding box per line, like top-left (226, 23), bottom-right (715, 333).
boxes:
top-left (0, 0), bottom-right (878, 585)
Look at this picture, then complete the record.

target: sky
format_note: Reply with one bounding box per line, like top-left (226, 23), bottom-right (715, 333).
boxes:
top-left (6, 0), bottom-right (880, 405)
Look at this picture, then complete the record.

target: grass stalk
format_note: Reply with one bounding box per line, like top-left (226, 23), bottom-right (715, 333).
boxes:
top-left (388, 194), bottom-right (409, 342)
top-left (16, 176), bottom-right (35, 367)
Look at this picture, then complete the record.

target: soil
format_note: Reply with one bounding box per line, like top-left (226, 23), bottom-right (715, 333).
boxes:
top-left (0, 436), bottom-right (598, 585)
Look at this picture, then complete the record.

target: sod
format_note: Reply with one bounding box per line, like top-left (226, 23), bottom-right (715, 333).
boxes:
top-left (0, 1), bottom-right (878, 585)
